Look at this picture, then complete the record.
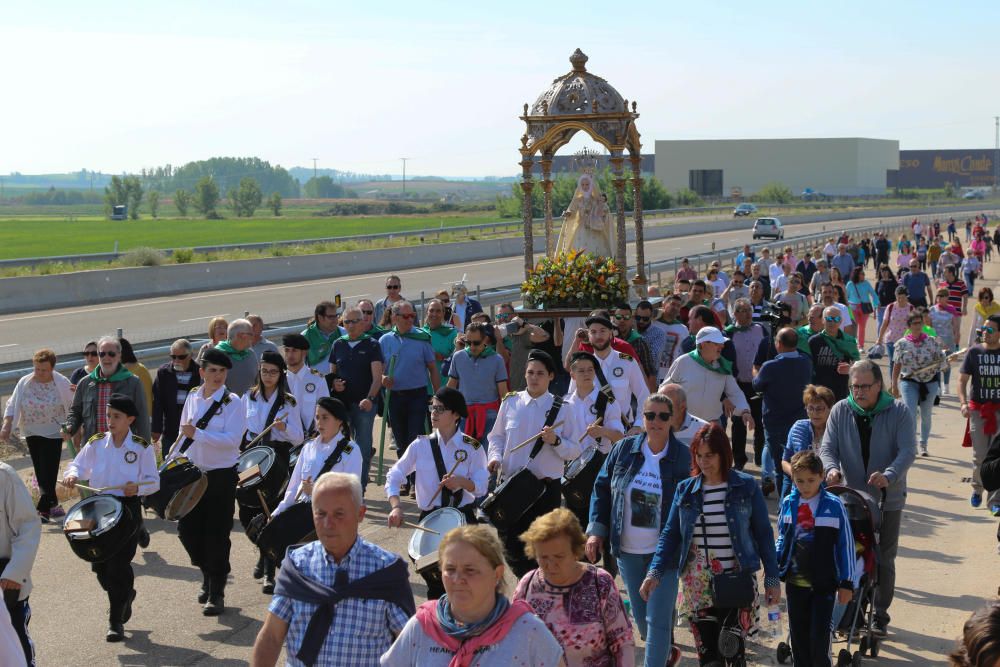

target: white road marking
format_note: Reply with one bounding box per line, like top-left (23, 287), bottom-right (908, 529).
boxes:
top-left (179, 313), bottom-right (229, 323)
top-left (0, 344), bottom-right (18, 348)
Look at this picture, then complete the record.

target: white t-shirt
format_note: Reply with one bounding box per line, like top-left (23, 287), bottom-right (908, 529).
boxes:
top-left (621, 440), bottom-right (668, 554)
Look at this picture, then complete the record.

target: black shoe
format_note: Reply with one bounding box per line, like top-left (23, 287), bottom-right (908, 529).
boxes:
top-left (253, 554), bottom-right (266, 580)
top-left (872, 619), bottom-right (888, 637)
top-left (262, 577), bottom-right (275, 595)
top-left (202, 594), bottom-right (224, 616)
top-left (106, 622), bottom-right (125, 642)
top-left (122, 590), bottom-right (136, 624)
top-left (197, 573), bottom-right (209, 604)
top-left (762, 478), bottom-right (776, 497)
top-left (138, 528), bottom-right (150, 549)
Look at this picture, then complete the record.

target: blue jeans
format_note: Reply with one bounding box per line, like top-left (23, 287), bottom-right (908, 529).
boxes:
top-left (886, 341), bottom-right (895, 379)
top-left (899, 379), bottom-right (939, 447)
top-left (764, 429), bottom-right (787, 497)
top-left (348, 402), bottom-right (377, 489)
top-left (618, 552), bottom-right (677, 667)
top-left (875, 306), bottom-right (887, 333)
top-left (386, 388), bottom-right (430, 474)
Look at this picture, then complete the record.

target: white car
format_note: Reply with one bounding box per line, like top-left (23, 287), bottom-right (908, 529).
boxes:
top-left (752, 217), bottom-right (784, 240)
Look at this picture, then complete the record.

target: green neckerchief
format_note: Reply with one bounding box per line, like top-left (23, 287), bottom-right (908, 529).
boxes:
top-left (819, 329), bottom-right (859, 362)
top-left (689, 349), bottom-right (733, 375)
top-left (725, 323), bottom-right (752, 334)
top-left (337, 331), bottom-right (371, 343)
top-left (847, 391), bottom-right (894, 418)
top-left (902, 325), bottom-right (936, 337)
top-left (796, 325), bottom-right (820, 354)
top-left (89, 364), bottom-right (133, 384)
top-left (393, 326), bottom-right (431, 342)
top-left (624, 329), bottom-right (642, 345)
top-left (424, 324), bottom-right (454, 335)
top-left (470, 346), bottom-right (498, 359)
top-left (216, 340), bottom-right (251, 361)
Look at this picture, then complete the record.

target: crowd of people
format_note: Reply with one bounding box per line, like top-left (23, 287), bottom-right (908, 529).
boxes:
top-left (0, 215), bottom-right (998, 665)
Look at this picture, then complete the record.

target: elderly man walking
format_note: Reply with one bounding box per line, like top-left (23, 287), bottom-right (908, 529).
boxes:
top-left (151, 338), bottom-right (202, 460)
top-left (658, 383), bottom-right (708, 446)
top-left (820, 360), bottom-right (916, 637)
top-left (216, 319), bottom-right (259, 395)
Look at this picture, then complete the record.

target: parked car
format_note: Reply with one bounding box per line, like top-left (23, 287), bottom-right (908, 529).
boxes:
top-left (753, 217), bottom-right (784, 240)
top-left (733, 203), bottom-right (758, 217)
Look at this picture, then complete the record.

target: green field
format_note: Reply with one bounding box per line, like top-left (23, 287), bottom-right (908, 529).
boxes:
top-left (0, 212), bottom-right (497, 260)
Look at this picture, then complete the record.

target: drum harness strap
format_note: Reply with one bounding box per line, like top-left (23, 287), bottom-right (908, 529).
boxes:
top-left (526, 395), bottom-right (565, 470)
top-left (590, 385), bottom-right (613, 449)
top-left (176, 397), bottom-right (226, 455)
top-left (428, 437), bottom-right (460, 509)
top-left (242, 393), bottom-right (286, 451)
top-left (315, 436), bottom-right (351, 480)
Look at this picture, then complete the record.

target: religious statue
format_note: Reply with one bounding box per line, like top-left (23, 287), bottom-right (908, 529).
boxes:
top-left (554, 173), bottom-right (616, 258)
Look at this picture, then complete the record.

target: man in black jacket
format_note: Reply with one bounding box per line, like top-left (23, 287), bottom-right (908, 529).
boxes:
top-left (151, 339), bottom-right (202, 460)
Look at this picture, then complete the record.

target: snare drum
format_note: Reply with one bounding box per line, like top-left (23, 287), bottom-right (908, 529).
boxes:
top-left (561, 447), bottom-right (607, 511)
top-left (142, 456), bottom-right (208, 521)
top-left (407, 507), bottom-right (467, 592)
top-left (236, 446), bottom-right (289, 510)
top-left (63, 495), bottom-right (140, 563)
top-left (255, 502), bottom-right (317, 562)
top-left (480, 467), bottom-right (546, 532)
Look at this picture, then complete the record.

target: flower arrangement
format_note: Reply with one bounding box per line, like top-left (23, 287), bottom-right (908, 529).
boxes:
top-left (521, 250), bottom-right (627, 309)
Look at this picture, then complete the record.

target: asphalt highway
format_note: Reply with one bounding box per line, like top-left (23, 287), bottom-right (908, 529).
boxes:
top-left (0, 211), bottom-right (949, 364)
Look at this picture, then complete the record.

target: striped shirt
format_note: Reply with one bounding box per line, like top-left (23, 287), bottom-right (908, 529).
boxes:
top-left (693, 482), bottom-right (735, 572)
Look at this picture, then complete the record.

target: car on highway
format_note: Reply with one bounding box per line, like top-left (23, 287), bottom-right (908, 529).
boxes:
top-left (733, 203), bottom-right (758, 217)
top-left (752, 217), bottom-right (784, 240)
top-left (963, 189), bottom-right (986, 200)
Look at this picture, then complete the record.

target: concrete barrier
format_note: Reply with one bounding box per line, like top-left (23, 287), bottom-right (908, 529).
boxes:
top-left (1, 204), bottom-right (993, 315)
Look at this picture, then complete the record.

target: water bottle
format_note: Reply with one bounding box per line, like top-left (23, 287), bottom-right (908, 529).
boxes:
top-left (766, 604), bottom-right (784, 641)
top-left (622, 595), bottom-right (631, 617)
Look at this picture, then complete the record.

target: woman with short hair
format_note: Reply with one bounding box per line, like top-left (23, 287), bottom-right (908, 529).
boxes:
top-left (197, 316), bottom-right (230, 364)
top-left (780, 384), bottom-right (837, 496)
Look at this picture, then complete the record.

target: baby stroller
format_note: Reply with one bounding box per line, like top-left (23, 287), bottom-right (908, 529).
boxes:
top-left (775, 486), bottom-right (885, 667)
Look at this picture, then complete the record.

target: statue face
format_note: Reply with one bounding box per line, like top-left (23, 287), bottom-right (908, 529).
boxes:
top-left (581, 178), bottom-right (591, 192)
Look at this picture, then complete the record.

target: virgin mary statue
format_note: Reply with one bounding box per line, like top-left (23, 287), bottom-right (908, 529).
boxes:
top-left (554, 173), bottom-right (616, 258)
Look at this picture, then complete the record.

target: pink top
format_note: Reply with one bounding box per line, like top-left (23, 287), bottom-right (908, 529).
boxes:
top-left (883, 301), bottom-right (914, 343)
top-left (514, 564), bottom-right (635, 667)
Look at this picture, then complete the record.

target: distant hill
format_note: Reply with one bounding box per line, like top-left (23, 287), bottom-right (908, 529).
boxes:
top-left (288, 167), bottom-right (391, 183)
top-left (3, 170), bottom-right (111, 190)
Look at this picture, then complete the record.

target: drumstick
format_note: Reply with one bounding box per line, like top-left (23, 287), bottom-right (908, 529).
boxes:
top-left (61, 482), bottom-right (101, 493)
top-left (510, 421), bottom-right (566, 453)
top-left (256, 490), bottom-right (273, 520)
top-left (244, 421), bottom-right (279, 450)
top-left (426, 450), bottom-right (470, 506)
top-left (403, 521), bottom-right (440, 535)
top-left (581, 417), bottom-right (604, 446)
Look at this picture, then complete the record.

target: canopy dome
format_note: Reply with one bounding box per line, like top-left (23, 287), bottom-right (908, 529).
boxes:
top-left (531, 48), bottom-right (627, 116)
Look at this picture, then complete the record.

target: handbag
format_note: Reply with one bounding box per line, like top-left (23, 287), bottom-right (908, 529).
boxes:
top-left (699, 514), bottom-right (756, 609)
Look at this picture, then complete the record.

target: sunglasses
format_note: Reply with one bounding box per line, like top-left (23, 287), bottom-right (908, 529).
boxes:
top-left (169, 354), bottom-right (190, 360)
top-left (361, 309), bottom-right (374, 315)
top-left (396, 313), bottom-right (416, 320)
top-left (99, 351), bottom-right (118, 358)
top-left (82, 351), bottom-right (98, 357)
top-left (386, 285), bottom-right (401, 290)
top-left (643, 411), bottom-right (673, 423)
top-left (634, 315), bottom-right (651, 322)
top-left (341, 318), bottom-right (361, 325)
top-left (613, 314), bottom-right (632, 320)
top-left (984, 327), bottom-right (997, 335)
top-left (466, 339), bottom-right (484, 346)
top-left (824, 315), bottom-right (842, 323)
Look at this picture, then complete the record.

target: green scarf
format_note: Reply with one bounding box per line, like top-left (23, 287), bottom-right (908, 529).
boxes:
top-left (725, 323), bottom-right (752, 334)
top-left (392, 326), bottom-right (431, 342)
top-left (847, 391), bottom-right (894, 418)
top-left (624, 329), bottom-right (642, 345)
top-left (424, 324), bottom-right (454, 335)
top-left (337, 332), bottom-right (371, 343)
top-left (470, 346), bottom-right (498, 359)
top-left (796, 325), bottom-right (819, 354)
top-left (688, 349), bottom-right (733, 375)
top-left (216, 340), bottom-right (251, 361)
top-left (89, 364), bottom-right (133, 384)
top-left (818, 330), bottom-right (860, 362)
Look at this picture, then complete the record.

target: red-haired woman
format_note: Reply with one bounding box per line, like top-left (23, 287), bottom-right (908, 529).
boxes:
top-left (640, 424), bottom-right (779, 666)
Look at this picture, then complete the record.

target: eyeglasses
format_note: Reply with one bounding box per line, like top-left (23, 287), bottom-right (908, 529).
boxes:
top-left (396, 313), bottom-right (416, 320)
top-left (466, 339), bottom-right (484, 347)
top-left (805, 404), bottom-right (829, 413)
top-left (259, 368), bottom-right (281, 377)
top-left (386, 284), bottom-right (401, 290)
top-left (98, 351), bottom-right (118, 358)
top-left (428, 404), bottom-right (449, 414)
top-left (850, 383), bottom-right (877, 392)
top-left (643, 411), bottom-right (673, 422)
top-left (169, 354), bottom-right (190, 360)
top-left (341, 318), bottom-right (361, 325)
top-left (732, 281), bottom-right (744, 286)
top-left (824, 315), bottom-right (842, 323)
top-left (361, 309), bottom-right (374, 315)
top-left (82, 351), bottom-right (98, 357)
top-left (984, 327), bottom-right (998, 335)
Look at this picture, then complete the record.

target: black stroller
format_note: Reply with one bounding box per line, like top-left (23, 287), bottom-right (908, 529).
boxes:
top-left (775, 486), bottom-right (885, 666)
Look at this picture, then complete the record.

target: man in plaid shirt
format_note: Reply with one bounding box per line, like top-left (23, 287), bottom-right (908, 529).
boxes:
top-left (252, 472), bottom-right (414, 666)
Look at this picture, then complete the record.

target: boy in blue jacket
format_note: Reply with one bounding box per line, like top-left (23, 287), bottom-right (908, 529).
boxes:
top-left (776, 451), bottom-right (855, 666)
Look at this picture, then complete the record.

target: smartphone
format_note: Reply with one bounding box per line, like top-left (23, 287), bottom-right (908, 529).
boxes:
top-left (334, 293), bottom-right (342, 309)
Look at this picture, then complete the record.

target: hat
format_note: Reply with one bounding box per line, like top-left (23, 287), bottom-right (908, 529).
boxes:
top-left (201, 347), bottom-right (233, 369)
top-left (584, 316), bottom-right (615, 331)
top-left (107, 393), bottom-right (138, 418)
top-left (526, 349), bottom-right (556, 374)
top-left (282, 333), bottom-right (310, 350)
top-left (695, 326), bottom-right (726, 345)
top-left (260, 350), bottom-right (286, 372)
top-left (433, 386), bottom-right (468, 418)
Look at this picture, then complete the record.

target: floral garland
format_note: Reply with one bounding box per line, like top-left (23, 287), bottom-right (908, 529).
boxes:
top-left (521, 250), bottom-right (627, 309)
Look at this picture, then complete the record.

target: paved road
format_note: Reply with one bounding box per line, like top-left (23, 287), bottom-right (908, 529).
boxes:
top-left (0, 211), bottom-right (932, 365)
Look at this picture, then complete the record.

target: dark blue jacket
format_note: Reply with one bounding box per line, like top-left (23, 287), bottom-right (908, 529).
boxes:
top-left (587, 433), bottom-right (691, 558)
top-left (752, 351), bottom-right (812, 435)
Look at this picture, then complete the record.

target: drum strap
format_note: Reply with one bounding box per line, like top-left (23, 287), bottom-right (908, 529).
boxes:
top-left (428, 437), bottom-right (459, 508)
top-left (593, 386), bottom-right (612, 446)
top-left (177, 398), bottom-right (225, 455)
top-left (243, 393), bottom-right (286, 449)
top-left (316, 436), bottom-right (351, 478)
top-left (528, 395), bottom-right (565, 459)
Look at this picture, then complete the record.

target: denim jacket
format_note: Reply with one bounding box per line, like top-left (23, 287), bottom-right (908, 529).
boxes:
top-left (587, 433), bottom-right (691, 558)
top-left (647, 469), bottom-right (780, 585)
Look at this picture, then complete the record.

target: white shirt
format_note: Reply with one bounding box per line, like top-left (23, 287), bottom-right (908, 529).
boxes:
top-left (561, 386), bottom-right (626, 455)
top-left (673, 412), bottom-right (709, 446)
top-left (663, 353), bottom-right (749, 423)
top-left (660, 322), bottom-right (689, 381)
top-left (242, 390), bottom-right (304, 445)
top-left (621, 439), bottom-right (667, 554)
top-left (487, 391), bottom-right (577, 480)
top-left (569, 349), bottom-right (650, 424)
top-left (386, 429), bottom-right (488, 511)
top-left (173, 385), bottom-right (246, 470)
top-left (773, 273), bottom-right (790, 293)
top-left (64, 429), bottom-right (159, 496)
top-left (286, 365), bottom-right (330, 435)
top-left (273, 433), bottom-right (362, 516)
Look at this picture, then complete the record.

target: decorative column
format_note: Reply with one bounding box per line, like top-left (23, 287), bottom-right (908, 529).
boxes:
top-left (519, 156), bottom-right (535, 278)
top-left (541, 156), bottom-right (554, 256)
top-left (630, 153), bottom-right (646, 285)
top-left (610, 154), bottom-right (628, 281)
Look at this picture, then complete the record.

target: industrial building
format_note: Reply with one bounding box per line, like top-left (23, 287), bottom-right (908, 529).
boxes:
top-left (654, 138), bottom-right (899, 198)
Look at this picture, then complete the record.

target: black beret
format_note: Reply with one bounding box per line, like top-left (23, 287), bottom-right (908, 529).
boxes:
top-left (107, 393), bottom-right (138, 418)
top-left (585, 316), bottom-right (615, 331)
top-left (434, 386), bottom-right (468, 418)
top-left (526, 349), bottom-right (556, 374)
top-left (260, 350), bottom-right (286, 371)
top-left (282, 333), bottom-right (310, 350)
top-left (201, 347), bottom-right (233, 369)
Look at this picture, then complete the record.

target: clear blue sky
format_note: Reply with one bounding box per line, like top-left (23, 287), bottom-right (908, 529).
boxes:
top-left (2, 1), bottom-right (998, 177)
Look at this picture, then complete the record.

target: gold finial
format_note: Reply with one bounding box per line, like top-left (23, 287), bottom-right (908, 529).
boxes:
top-left (523, 103), bottom-right (529, 115)
top-left (569, 48), bottom-right (588, 73)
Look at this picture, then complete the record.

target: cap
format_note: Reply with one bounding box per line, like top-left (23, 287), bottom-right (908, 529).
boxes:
top-left (584, 316), bottom-right (615, 331)
top-left (107, 393), bottom-right (138, 418)
top-left (260, 350), bottom-right (286, 371)
top-left (695, 326), bottom-right (726, 345)
top-left (282, 333), bottom-right (310, 350)
top-left (201, 347), bottom-right (233, 369)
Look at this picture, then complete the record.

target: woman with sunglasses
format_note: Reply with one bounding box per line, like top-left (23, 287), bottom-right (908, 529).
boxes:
top-left (586, 394), bottom-right (690, 667)
top-left (968, 287), bottom-right (1000, 348)
top-left (70, 341), bottom-right (99, 387)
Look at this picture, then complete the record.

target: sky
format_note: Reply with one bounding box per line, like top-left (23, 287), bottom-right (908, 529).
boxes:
top-left (2, 1), bottom-right (999, 178)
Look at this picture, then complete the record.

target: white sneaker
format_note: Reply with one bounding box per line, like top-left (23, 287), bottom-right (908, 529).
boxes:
top-left (919, 444), bottom-right (928, 457)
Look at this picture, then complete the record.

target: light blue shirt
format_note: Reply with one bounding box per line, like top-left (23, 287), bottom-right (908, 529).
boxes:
top-left (379, 332), bottom-right (435, 391)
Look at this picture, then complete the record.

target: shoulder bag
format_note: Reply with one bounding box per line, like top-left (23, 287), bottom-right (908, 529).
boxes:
top-left (700, 513), bottom-right (756, 609)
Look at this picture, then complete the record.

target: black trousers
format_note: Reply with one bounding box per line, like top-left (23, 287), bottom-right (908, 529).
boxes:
top-left (690, 605), bottom-right (747, 666)
top-left (730, 381), bottom-right (764, 469)
top-left (500, 479), bottom-right (561, 578)
top-left (417, 505), bottom-right (478, 599)
top-left (92, 497), bottom-right (141, 618)
top-left (178, 467), bottom-right (237, 593)
top-left (786, 584), bottom-right (835, 667)
top-left (7, 598), bottom-right (34, 667)
top-left (25, 436), bottom-right (62, 513)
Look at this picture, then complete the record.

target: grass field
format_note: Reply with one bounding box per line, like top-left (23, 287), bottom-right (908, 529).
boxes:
top-left (0, 212), bottom-right (497, 260)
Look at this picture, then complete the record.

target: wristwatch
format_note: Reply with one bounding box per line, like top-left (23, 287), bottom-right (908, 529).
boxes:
top-left (366, 395), bottom-right (378, 403)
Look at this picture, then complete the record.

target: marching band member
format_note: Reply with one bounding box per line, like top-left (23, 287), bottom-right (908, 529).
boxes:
top-left (62, 394), bottom-right (159, 642)
top-left (385, 387), bottom-right (488, 599)
top-left (282, 333), bottom-right (329, 438)
top-left (487, 350), bottom-right (578, 577)
top-left (172, 348), bottom-right (246, 616)
top-left (568, 316), bottom-right (650, 425)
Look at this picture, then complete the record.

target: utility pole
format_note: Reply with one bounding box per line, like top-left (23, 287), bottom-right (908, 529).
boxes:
top-left (400, 157), bottom-right (409, 195)
top-left (994, 116), bottom-right (999, 195)
top-left (311, 158), bottom-right (318, 181)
